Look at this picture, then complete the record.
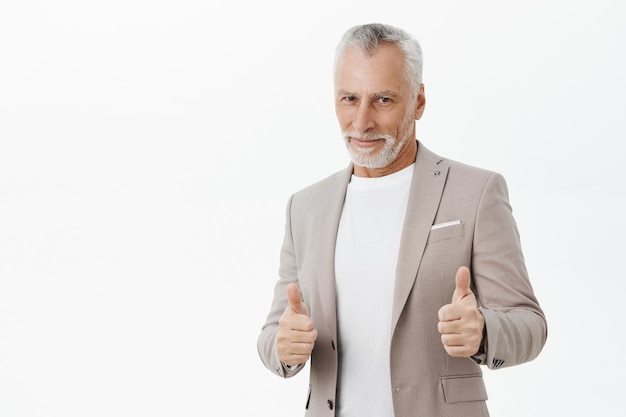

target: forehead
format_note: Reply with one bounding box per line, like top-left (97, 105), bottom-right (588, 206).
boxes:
top-left (335, 43), bottom-right (409, 93)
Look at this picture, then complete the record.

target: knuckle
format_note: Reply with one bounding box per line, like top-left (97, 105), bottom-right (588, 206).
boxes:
top-left (437, 322), bottom-right (446, 334)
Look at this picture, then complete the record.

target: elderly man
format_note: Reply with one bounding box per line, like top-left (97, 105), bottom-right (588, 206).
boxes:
top-left (258, 23), bottom-right (547, 417)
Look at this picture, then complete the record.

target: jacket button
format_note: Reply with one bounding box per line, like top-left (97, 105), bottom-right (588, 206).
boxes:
top-left (327, 399), bottom-right (334, 410)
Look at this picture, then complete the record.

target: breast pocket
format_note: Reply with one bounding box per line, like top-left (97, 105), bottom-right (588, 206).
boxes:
top-left (428, 220), bottom-right (465, 243)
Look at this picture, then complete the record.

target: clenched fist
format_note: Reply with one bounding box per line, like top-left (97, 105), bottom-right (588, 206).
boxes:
top-left (437, 266), bottom-right (485, 357)
top-left (277, 283), bottom-right (318, 366)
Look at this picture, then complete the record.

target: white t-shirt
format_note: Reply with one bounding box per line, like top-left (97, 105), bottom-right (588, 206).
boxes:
top-left (334, 163), bottom-right (414, 417)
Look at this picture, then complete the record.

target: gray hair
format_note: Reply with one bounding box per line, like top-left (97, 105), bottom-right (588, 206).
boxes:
top-left (334, 23), bottom-right (423, 96)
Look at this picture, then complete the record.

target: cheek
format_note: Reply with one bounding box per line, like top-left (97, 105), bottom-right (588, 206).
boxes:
top-left (335, 107), bottom-right (353, 128)
top-left (396, 111), bottom-right (415, 133)
top-left (379, 114), bottom-right (402, 134)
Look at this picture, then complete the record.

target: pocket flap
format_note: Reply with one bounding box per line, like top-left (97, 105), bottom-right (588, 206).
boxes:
top-left (441, 375), bottom-right (488, 403)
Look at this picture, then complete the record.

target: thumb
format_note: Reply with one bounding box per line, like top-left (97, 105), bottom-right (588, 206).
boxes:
top-left (452, 266), bottom-right (473, 304)
top-left (286, 283), bottom-right (309, 316)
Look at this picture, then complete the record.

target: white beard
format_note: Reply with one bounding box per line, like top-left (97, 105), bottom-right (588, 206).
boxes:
top-left (343, 119), bottom-right (415, 169)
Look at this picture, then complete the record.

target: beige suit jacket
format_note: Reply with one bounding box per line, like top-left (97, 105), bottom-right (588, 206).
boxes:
top-left (258, 142), bottom-right (547, 417)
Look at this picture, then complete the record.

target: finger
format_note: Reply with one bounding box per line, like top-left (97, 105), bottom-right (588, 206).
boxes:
top-left (292, 328), bottom-right (318, 344)
top-left (438, 302), bottom-right (464, 322)
top-left (276, 319), bottom-right (317, 344)
top-left (441, 333), bottom-right (482, 357)
top-left (452, 266), bottom-right (473, 304)
top-left (281, 351), bottom-right (313, 367)
top-left (440, 333), bottom-right (464, 346)
top-left (289, 314), bottom-right (315, 332)
top-left (277, 329), bottom-right (317, 366)
top-left (437, 318), bottom-right (458, 334)
top-left (442, 343), bottom-right (476, 358)
top-left (286, 283), bottom-right (309, 316)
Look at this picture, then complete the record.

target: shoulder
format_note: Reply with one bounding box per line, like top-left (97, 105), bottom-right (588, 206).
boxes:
top-left (291, 164), bottom-right (352, 204)
top-left (417, 142), bottom-right (509, 202)
top-left (419, 142), bottom-right (504, 188)
top-left (280, 164), bottom-right (353, 228)
top-left (446, 158), bottom-right (503, 189)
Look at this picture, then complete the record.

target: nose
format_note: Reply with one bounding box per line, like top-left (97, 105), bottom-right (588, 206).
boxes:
top-left (353, 102), bottom-right (375, 134)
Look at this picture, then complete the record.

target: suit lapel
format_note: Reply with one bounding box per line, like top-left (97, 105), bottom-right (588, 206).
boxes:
top-left (391, 143), bottom-right (448, 331)
top-left (315, 164), bottom-right (353, 341)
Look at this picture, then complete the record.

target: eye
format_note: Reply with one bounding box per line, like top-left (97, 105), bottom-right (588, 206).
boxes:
top-left (342, 95), bottom-right (357, 102)
top-left (377, 96), bottom-right (392, 104)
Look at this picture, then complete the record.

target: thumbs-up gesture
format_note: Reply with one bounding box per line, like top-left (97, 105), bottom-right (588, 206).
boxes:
top-left (437, 266), bottom-right (485, 357)
top-left (277, 283), bottom-right (318, 366)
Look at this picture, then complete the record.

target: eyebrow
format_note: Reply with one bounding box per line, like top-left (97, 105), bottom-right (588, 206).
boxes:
top-left (372, 90), bottom-right (399, 99)
top-left (336, 89), bottom-right (400, 99)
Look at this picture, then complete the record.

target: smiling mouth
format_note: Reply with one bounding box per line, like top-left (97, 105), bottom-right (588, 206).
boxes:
top-left (351, 137), bottom-right (382, 146)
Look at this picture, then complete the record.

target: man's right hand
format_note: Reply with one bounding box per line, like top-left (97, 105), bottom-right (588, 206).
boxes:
top-left (277, 283), bottom-right (318, 367)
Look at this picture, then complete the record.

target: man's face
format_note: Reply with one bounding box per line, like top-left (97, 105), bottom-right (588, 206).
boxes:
top-left (335, 43), bottom-right (425, 174)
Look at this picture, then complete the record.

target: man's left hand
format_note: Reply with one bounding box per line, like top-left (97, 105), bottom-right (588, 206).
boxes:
top-left (437, 266), bottom-right (485, 357)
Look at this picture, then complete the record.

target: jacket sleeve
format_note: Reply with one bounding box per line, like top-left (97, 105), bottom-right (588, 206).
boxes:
top-left (471, 173), bottom-right (547, 369)
top-left (257, 195), bottom-right (305, 378)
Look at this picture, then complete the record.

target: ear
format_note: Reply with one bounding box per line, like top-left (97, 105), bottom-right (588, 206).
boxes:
top-left (414, 83), bottom-right (426, 120)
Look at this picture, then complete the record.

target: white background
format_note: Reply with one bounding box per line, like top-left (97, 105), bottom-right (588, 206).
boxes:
top-left (1, 1), bottom-right (625, 416)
